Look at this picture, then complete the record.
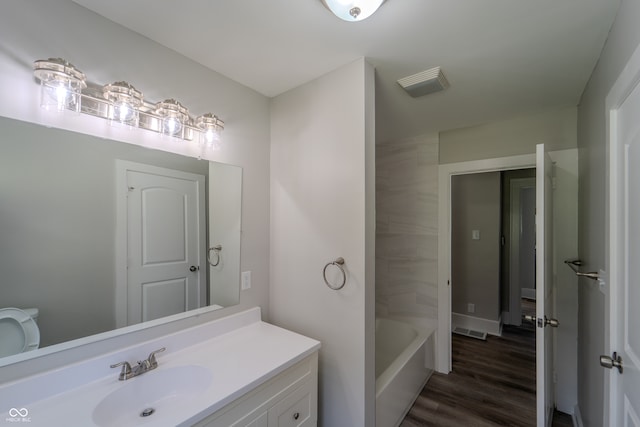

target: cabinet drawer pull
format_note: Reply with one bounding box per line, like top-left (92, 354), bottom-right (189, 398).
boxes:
top-left (293, 412), bottom-right (300, 420)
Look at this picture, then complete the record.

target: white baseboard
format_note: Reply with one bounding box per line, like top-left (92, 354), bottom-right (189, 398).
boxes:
top-left (452, 312), bottom-right (502, 336)
top-left (573, 404), bottom-right (583, 427)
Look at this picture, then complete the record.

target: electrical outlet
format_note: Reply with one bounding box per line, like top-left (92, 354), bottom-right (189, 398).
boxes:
top-left (241, 271), bottom-right (251, 290)
top-left (467, 303), bottom-right (475, 313)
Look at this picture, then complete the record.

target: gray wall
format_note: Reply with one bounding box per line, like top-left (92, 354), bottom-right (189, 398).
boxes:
top-left (451, 172), bottom-right (501, 321)
top-left (576, 0), bottom-right (640, 424)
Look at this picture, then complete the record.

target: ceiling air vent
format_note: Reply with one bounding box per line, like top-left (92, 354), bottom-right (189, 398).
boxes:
top-left (397, 66), bottom-right (449, 98)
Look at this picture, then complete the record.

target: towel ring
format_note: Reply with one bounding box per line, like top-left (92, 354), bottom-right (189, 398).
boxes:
top-left (323, 257), bottom-right (346, 290)
top-left (207, 245), bottom-right (222, 267)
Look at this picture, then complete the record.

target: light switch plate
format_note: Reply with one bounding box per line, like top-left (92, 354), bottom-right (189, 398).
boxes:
top-left (241, 271), bottom-right (251, 290)
top-left (472, 230), bottom-right (480, 240)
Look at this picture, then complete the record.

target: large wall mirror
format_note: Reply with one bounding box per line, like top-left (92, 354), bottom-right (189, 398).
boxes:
top-left (0, 116), bottom-right (242, 362)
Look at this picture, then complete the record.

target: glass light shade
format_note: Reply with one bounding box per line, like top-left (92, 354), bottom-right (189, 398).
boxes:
top-left (156, 99), bottom-right (189, 137)
top-left (322, 0), bottom-right (385, 21)
top-left (33, 58), bottom-right (86, 112)
top-left (103, 81), bottom-right (143, 126)
top-left (195, 113), bottom-right (224, 148)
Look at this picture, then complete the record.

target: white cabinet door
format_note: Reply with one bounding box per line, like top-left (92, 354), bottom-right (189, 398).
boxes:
top-left (236, 411), bottom-right (268, 427)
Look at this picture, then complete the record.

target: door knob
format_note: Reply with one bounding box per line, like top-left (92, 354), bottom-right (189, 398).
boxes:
top-left (544, 316), bottom-right (559, 328)
top-left (189, 265), bottom-right (198, 272)
top-left (600, 352), bottom-right (623, 374)
top-left (523, 315), bottom-right (559, 328)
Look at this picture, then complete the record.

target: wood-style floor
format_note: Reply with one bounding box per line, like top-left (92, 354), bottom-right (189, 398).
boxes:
top-left (400, 321), bottom-right (573, 427)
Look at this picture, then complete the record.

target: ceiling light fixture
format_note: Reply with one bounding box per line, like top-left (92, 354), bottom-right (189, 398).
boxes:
top-left (321, 0), bottom-right (386, 21)
top-left (32, 58), bottom-right (224, 149)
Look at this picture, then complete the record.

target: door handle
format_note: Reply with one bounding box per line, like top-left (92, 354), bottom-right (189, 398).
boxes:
top-left (189, 265), bottom-right (199, 272)
top-left (600, 352), bottom-right (623, 374)
top-left (523, 315), bottom-right (559, 328)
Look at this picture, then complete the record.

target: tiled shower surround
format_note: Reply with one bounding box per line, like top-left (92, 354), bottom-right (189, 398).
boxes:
top-left (375, 134), bottom-right (439, 322)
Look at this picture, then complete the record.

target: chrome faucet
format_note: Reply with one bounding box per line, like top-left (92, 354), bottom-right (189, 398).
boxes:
top-left (110, 347), bottom-right (165, 381)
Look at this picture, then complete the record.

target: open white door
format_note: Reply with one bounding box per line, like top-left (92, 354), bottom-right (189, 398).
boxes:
top-left (536, 143), bottom-right (557, 427)
top-left (606, 44), bottom-right (640, 427)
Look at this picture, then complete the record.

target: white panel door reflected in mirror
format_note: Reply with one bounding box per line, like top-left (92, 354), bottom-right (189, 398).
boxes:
top-left (0, 116), bottom-right (242, 362)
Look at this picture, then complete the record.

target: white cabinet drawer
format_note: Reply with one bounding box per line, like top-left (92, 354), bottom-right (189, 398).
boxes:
top-left (268, 379), bottom-right (314, 427)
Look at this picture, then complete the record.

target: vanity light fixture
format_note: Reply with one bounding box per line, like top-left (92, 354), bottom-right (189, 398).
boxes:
top-left (321, 0), bottom-right (386, 21)
top-left (32, 58), bottom-right (224, 147)
top-left (155, 99), bottom-right (189, 138)
top-left (195, 113), bottom-right (224, 147)
top-left (103, 81), bottom-right (143, 126)
top-left (33, 58), bottom-right (87, 112)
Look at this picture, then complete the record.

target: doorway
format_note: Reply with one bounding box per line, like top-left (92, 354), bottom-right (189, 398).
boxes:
top-left (449, 169), bottom-right (536, 337)
top-left (437, 154), bottom-right (537, 373)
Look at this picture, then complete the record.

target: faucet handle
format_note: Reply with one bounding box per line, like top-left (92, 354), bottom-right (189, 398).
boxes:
top-left (147, 347), bottom-right (166, 366)
top-left (110, 361), bottom-right (132, 380)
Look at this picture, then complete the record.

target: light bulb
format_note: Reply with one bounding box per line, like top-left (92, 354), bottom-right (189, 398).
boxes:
top-left (164, 117), bottom-right (182, 135)
top-left (114, 102), bottom-right (135, 123)
top-left (205, 128), bottom-right (221, 144)
top-left (55, 85), bottom-right (69, 109)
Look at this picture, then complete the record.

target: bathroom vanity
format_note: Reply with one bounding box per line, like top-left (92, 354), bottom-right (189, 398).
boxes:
top-left (195, 353), bottom-right (317, 427)
top-left (0, 308), bottom-right (320, 426)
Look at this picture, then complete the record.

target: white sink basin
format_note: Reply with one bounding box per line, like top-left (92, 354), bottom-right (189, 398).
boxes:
top-left (92, 365), bottom-right (212, 427)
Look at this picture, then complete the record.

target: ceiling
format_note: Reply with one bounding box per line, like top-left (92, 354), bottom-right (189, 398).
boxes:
top-left (72, 0), bottom-right (619, 143)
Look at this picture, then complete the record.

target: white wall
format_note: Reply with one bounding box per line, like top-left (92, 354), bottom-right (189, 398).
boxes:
top-left (576, 0), bottom-right (640, 424)
top-left (270, 58), bottom-right (376, 427)
top-left (440, 107), bottom-right (577, 164)
top-left (0, 0), bottom-right (271, 380)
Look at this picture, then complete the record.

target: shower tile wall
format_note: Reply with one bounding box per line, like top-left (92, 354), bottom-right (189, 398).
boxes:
top-left (376, 134), bottom-right (438, 321)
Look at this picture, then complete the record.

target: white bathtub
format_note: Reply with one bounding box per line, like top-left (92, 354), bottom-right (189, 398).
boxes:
top-left (375, 317), bottom-right (435, 427)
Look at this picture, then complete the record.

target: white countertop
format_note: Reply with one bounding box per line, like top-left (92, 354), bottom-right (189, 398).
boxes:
top-left (0, 308), bottom-right (320, 427)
